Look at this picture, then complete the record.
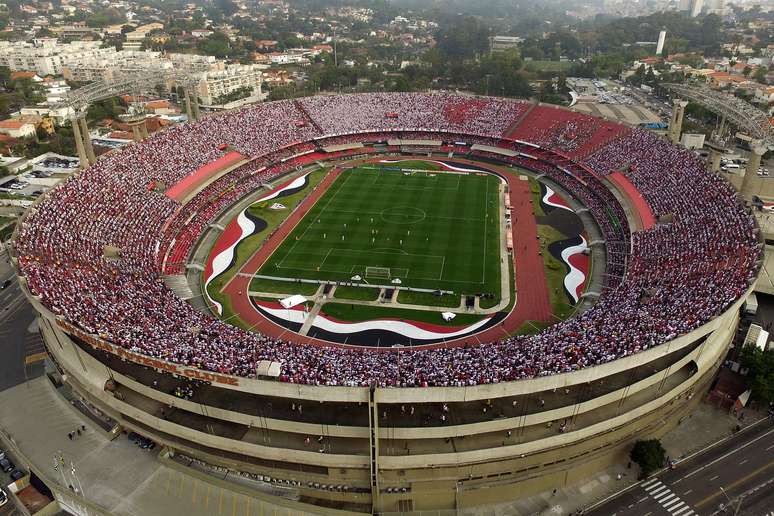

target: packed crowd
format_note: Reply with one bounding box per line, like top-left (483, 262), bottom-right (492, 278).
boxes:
top-left (297, 93), bottom-right (528, 138)
top-left (13, 93), bottom-right (760, 387)
top-left (507, 105), bottom-right (626, 158)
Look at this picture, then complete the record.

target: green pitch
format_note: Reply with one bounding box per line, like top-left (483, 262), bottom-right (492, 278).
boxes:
top-left (255, 165), bottom-right (503, 296)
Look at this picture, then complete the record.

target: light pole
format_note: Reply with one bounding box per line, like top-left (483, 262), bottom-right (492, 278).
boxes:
top-left (719, 486), bottom-right (741, 516)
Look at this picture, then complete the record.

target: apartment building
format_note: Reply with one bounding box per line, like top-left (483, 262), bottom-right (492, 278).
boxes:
top-left (0, 40), bottom-right (109, 76)
top-left (196, 64), bottom-right (265, 105)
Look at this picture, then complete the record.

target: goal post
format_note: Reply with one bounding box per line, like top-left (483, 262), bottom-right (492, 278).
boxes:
top-left (365, 266), bottom-right (391, 279)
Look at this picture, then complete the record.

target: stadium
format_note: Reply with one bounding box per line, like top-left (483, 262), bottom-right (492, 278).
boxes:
top-left (11, 93), bottom-right (761, 514)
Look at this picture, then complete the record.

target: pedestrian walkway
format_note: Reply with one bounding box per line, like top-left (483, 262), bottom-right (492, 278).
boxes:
top-left (0, 377), bottom-right (338, 516)
top-left (641, 477), bottom-right (695, 515)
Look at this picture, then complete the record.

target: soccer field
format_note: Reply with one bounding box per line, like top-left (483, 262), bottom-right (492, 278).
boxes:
top-left (255, 165), bottom-right (503, 296)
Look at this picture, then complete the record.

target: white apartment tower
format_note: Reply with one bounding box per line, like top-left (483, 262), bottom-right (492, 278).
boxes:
top-left (656, 30), bottom-right (667, 55)
top-left (690, 0), bottom-right (704, 17)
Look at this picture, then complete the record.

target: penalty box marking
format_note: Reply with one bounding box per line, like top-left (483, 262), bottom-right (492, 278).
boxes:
top-left (279, 248), bottom-right (446, 281)
top-left (365, 167), bottom-right (463, 191)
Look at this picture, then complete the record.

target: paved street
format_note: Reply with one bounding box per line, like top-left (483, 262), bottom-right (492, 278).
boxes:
top-left (0, 255), bottom-right (45, 393)
top-left (588, 420), bottom-right (774, 516)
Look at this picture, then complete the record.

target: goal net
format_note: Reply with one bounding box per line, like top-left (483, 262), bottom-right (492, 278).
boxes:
top-left (365, 266), bottom-right (391, 279)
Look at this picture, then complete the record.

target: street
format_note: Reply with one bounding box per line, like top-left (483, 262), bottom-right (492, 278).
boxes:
top-left (587, 420), bottom-right (774, 516)
top-left (0, 254), bottom-right (45, 393)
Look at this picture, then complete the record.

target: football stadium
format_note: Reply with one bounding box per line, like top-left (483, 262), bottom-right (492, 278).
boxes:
top-left (11, 93), bottom-right (761, 514)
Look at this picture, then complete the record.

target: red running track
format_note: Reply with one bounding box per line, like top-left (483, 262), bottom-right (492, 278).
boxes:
top-left (219, 157), bottom-right (552, 350)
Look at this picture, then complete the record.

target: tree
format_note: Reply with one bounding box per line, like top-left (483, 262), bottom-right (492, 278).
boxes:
top-left (197, 32), bottom-right (232, 59)
top-left (435, 16), bottom-right (490, 60)
top-left (0, 66), bottom-right (10, 88)
top-left (753, 66), bottom-right (768, 85)
top-left (630, 439), bottom-right (666, 478)
top-left (85, 8), bottom-right (126, 28)
top-left (740, 345), bottom-right (774, 404)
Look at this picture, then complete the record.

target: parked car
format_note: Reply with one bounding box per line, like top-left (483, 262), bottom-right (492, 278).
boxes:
top-left (0, 487), bottom-right (7, 507)
top-left (10, 469), bottom-right (24, 481)
top-left (1, 279), bottom-right (11, 290)
top-left (0, 458), bottom-right (14, 473)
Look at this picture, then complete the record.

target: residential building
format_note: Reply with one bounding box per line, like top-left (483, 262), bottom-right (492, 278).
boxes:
top-left (191, 29), bottom-right (214, 38)
top-left (489, 36), bottom-right (523, 53)
top-left (0, 120), bottom-right (37, 139)
top-left (123, 23), bottom-right (165, 51)
top-left (196, 64), bottom-right (264, 105)
top-left (656, 30), bottom-right (666, 55)
top-left (0, 40), bottom-right (108, 76)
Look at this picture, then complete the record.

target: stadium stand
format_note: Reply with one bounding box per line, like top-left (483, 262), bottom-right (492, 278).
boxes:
top-left (13, 93), bottom-right (761, 389)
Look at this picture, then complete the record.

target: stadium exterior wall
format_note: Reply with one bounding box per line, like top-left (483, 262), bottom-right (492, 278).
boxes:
top-left (23, 273), bottom-right (746, 514)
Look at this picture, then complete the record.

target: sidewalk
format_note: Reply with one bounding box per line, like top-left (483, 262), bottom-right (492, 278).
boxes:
top-left (462, 402), bottom-right (765, 516)
top-left (0, 377), bottom-right (330, 516)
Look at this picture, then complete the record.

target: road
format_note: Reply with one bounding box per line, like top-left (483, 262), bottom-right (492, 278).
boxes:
top-left (587, 420), bottom-right (774, 516)
top-left (0, 253), bottom-right (45, 393)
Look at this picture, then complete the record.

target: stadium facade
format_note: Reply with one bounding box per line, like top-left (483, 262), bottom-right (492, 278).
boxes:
top-left (11, 93), bottom-right (760, 514)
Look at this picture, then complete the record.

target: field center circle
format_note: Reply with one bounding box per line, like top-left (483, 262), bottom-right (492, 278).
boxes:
top-left (380, 206), bottom-right (426, 224)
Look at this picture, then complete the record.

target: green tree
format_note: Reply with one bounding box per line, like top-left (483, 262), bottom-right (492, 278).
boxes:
top-left (435, 16), bottom-right (490, 60)
top-left (85, 8), bottom-right (126, 27)
top-left (197, 31), bottom-right (232, 59)
top-left (630, 439), bottom-right (666, 478)
top-left (740, 345), bottom-right (774, 404)
top-left (753, 66), bottom-right (768, 84)
top-left (0, 66), bottom-right (10, 88)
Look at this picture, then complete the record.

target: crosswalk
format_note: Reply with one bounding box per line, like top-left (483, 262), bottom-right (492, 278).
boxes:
top-left (641, 478), bottom-right (695, 515)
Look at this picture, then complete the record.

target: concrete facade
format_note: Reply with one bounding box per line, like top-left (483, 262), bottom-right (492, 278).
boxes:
top-left (23, 277), bottom-right (745, 514)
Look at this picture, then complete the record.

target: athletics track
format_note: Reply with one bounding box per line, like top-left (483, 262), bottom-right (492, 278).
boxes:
top-left (219, 157), bottom-right (552, 350)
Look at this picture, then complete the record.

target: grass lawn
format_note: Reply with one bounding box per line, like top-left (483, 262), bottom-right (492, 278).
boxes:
top-left (319, 302), bottom-right (486, 326)
top-left (523, 60), bottom-right (573, 73)
top-left (0, 221), bottom-right (16, 241)
top-left (396, 289), bottom-right (461, 308)
top-left (333, 285), bottom-right (381, 301)
top-left (513, 320), bottom-right (554, 335)
top-left (478, 295), bottom-right (500, 310)
top-left (206, 167), bottom-right (328, 318)
top-left (250, 277), bottom-right (319, 296)
top-left (529, 176), bottom-right (546, 217)
top-left (537, 224), bottom-right (576, 320)
top-left (257, 165), bottom-right (502, 297)
top-left (379, 159), bottom-right (442, 170)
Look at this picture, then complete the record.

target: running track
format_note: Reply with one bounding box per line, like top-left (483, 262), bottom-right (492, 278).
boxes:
top-left (220, 157), bottom-right (552, 350)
